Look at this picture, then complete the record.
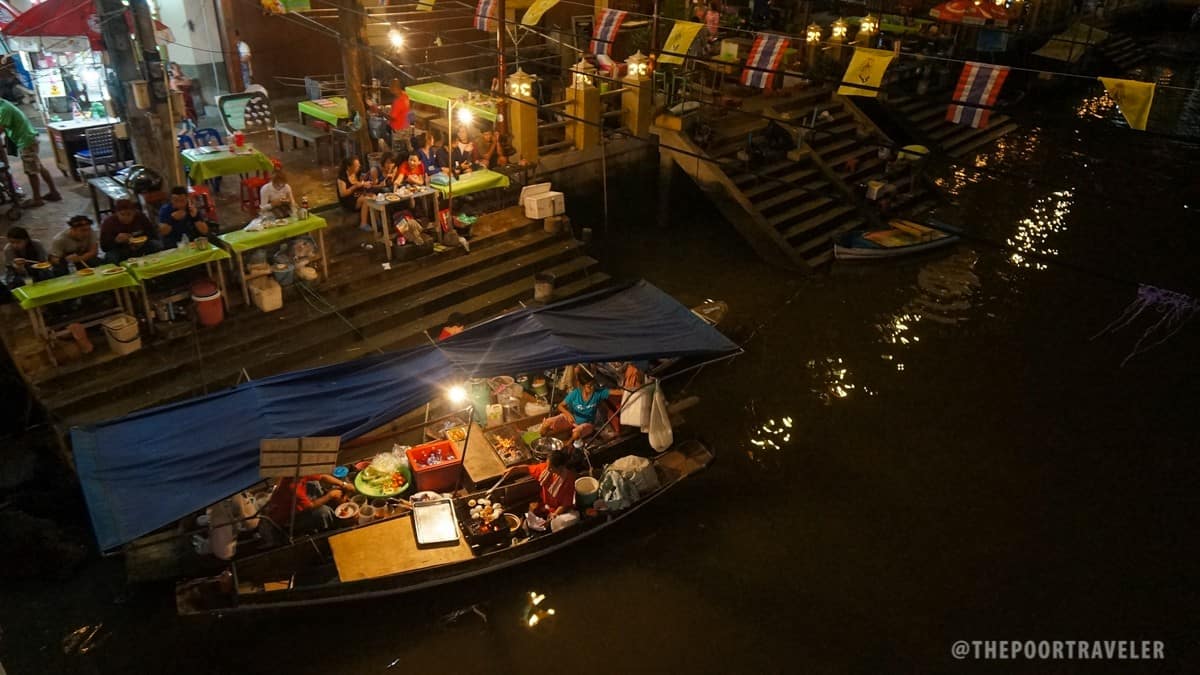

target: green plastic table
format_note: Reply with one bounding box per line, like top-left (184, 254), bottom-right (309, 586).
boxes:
top-left (298, 97), bottom-right (349, 126)
top-left (123, 243), bottom-right (232, 330)
top-left (181, 147), bottom-right (274, 183)
top-left (431, 169), bottom-right (510, 198)
top-left (218, 215), bottom-right (330, 306)
top-left (406, 83), bottom-right (499, 123)
top-left (11, 265), bottom-right (140, 356)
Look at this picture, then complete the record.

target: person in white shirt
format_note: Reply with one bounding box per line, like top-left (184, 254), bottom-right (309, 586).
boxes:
top-left (260, 170), bottom-right (295, 218)
top-left (235, 30), bottom-right (252, 90)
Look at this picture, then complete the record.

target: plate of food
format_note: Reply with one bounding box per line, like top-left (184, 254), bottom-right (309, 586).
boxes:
top-left (129, 235), bottom-right (148, 245)
top-left (446, 426), bottom-right (468, 443)
top-left (385, 193), bottom-right (402, 202)
top-left (75, 268), bottom-right (95, 276)
top-left (274, 218), bottom-right (289, 227)
top-left (32, 262), bottom-right (51, 271)
top-left (102, 267), bottom-right (124, 276)
top-left (354, 462), bottom-right (412, 497)
top-left (334, 502), bottom-right (360, 520)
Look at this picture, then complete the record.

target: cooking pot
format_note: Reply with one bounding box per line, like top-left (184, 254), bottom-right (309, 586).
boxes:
top-left (530, 436), bottom-right (563, 460)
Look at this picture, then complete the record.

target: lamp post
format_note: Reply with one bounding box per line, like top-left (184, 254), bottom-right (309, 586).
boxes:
top-left (805, 23), bottom-right (822, 68)
top-left (858, 14), bottom-right (878, 48)
top-left (506, 68), bottom-right (538, 164)
top-left (567, 59), bottom-right (599, 150)
top-left (831, 18), bottom-right (848, 63)
top-left (446, 99), bottom-right (474, 233)
top-left (622, 51), bottom-right (652, 137)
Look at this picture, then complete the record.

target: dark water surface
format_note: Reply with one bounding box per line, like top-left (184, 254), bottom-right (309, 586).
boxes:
top-left (5, 40), bottom-right (1200, 675)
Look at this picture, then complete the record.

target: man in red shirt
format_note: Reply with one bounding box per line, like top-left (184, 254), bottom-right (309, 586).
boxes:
top-left (389, 78), bottom-right (411, 153)
top-left (509, 450), bottom-right (576, 517)
top-left (262, 473), bottom-right (353, 533)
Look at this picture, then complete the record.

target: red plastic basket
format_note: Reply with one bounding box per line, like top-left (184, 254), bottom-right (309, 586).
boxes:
top-left (406, 440), bottom-right (462, 493)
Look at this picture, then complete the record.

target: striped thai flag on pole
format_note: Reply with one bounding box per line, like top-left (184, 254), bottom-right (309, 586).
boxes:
top-left (739, 35), bottom-right (789, 89)
top-left (945, 62), bottom-right (1010, 128)
top-left (474, 0), bottom-right (498, 32)
top-left (590, 9), bottom-right (628, 56)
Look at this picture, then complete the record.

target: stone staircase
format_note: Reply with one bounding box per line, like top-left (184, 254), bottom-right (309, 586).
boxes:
top-left (31, 209), bottom-right (609, 428)
top-left (1100, 32), bottom-right (1150, 71)
top-left (887, 94), bottom-right (1019, 160)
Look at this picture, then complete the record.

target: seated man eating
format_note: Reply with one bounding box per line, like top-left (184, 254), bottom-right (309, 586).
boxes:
top-left (158, 186), bottom-right (213, 248)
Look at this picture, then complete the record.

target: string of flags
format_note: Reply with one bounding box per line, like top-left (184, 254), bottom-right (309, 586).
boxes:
top-left (1098, 77), bottom-right (1155, 131)
top-left (473, 0), bottom-right (498, 32)
top-left (835, 48), bottom-right (895, 98)
top-left (590, 9), bottom-right (628, 57)
top-left (946, 62), bottom-right (1010, 129)
top-left (739, 34), bottom-right (789, 89)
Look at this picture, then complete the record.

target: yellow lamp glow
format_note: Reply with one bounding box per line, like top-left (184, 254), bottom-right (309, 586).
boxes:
top-left (625, 50), bottom-right (649, 78)
top-left (447, 385), bottom-right (468, 405)
top-left (831, 18), bottom-right (848, 40)
top-left (806, 23), bottom-right (822, 44)
top-left (571, 59), bottom-right (596, 88)
top-left (456, 107), bottom-right (474, 125)
top-left (860, 14), bottom-right (878, 34)
top-left (508, 68), bottom-right (533, 98)
top-left (388, 28), bottom-right (404, 48)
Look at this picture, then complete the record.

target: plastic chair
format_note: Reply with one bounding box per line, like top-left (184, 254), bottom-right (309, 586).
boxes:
top-left (74, 125), bottom-right (122, 177)
top-left (240, 176), bottom-right (270, 215)
top-left (194, 128), bottom-right (224, 146)
top-left (178, 134), bottom-right (195, 151)
top-left (188, 185), bottom-right (217, 221)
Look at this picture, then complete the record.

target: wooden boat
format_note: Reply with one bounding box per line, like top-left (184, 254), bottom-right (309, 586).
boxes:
top-left (176, 440), bottom-right (714, 615)
top-left (834, 219), bottom-right (959, 261)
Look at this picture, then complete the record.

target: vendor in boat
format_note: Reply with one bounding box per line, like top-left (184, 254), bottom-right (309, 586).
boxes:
top-left (261, 473), bottom-right (356, 533)
top-left (506, 449), bottom-right (575, 518)
top-left (538, 370), bottom-right (622, 444)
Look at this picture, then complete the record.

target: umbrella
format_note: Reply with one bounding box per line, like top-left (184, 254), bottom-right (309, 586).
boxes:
top-left (929, 0), bottom-right (1010, 27)
top-left (2, 0), bottom-right (173, 51)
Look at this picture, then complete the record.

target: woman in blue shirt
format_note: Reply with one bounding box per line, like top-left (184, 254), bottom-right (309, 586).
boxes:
top-left (538, 370), bottom-right (622, 445)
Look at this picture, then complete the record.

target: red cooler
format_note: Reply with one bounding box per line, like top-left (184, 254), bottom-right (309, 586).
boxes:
top-left (190, 279), bottom-right (224, 327)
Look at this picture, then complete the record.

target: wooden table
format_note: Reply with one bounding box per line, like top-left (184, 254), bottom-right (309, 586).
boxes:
top-left (10, 265), bottom-right (139, 365)
top-left (328, 513), bottom-right (472, 583)
top-left (218, 215), bottom-right (330, 306)
top-left (46, 118), bottom-right (130, 180)
top-left (122, 243), bottom-right (231, 332)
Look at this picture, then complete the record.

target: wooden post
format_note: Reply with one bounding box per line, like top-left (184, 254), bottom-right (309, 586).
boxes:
top-left (335, 0), bottom-right (373, 154)
top-left (496, 0), bottom-right (508, 137)
top-left (94, 0), bottom-right (183, 187)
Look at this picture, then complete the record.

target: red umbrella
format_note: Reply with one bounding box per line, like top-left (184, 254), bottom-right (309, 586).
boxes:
top-left (930, 0), bottom-right (1011, 26)
top-left (2, 0), bottom-right (172, 50)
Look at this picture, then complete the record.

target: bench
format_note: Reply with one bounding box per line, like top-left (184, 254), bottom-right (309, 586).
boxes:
top-left (275, 122), bottom-right (333, 163)
top-left (87, 176), bottom-right (134, 222)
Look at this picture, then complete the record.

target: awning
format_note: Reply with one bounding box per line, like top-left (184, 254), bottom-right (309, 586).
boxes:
top-left (1, 0), bottom-right (173, 52)
top-left (73, 281), bottom-right (739, 551)
top-left (929, 0), bottom-right (1011, 26)
top-left (1032, 22), bottom-right (1109, 63)
top-left (0, 2), bottom-right (20, 30)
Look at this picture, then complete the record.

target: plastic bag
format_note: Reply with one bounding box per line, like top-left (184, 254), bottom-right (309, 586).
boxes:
top-left (598, 468), bottom-right (639, 511)
top-left (370, 451), bottom-right (402, 474)
top-left (610, 455), bottom-right (660, 494)
top-left (648, 382), bottom-right (673, 453)
top-left (619, 383), bottom-right (654, 429)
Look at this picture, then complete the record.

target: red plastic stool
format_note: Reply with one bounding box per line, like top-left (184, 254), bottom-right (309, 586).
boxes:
top-left (240, 176), bottom-right (270, 215)
top-left (188, 185), bottom-right (217, 221)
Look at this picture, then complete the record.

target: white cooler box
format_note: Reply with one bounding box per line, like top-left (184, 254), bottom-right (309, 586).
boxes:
top-left (521, 183), bottom-right (565, 220)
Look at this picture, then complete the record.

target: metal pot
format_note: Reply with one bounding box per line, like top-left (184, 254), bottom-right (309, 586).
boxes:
top-left (531, 436), bottom-right (563, 460)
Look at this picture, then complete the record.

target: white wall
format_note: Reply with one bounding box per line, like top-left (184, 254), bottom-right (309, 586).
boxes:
top-left (157, 0), bottom-right (224, 67)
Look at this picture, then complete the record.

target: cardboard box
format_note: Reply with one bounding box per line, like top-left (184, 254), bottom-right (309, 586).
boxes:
top-left (249, 277), bottom-right (282, 312)
top-left (520, 183), bottom-right (565, 220)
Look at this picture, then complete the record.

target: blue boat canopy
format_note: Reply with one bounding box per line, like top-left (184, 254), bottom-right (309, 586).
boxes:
top-left (73, 281), bottom-right (738, 551)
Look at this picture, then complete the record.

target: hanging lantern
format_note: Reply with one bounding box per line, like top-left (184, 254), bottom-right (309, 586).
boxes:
top-left (831, 18), bottom-right (848, 40)
top-left (806, 23), bottom-right (822, 44)
top-left (625, 50), bottom-right (650, 79)
top-left (507, 68), bottom-right (533, 98)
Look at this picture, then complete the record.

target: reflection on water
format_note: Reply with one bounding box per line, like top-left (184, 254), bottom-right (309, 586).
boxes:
top-left (750, 416), bottom-right (793, 452)
top-left (807, 357), bottom-right (873, 404)
top-left (524, 590), bottom-right (557, 629)
top-left (1007, 189), bottom-right (1074, 270)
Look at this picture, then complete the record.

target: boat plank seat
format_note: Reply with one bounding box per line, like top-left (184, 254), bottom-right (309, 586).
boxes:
top-left (328, 514), bottom-right (473, 583)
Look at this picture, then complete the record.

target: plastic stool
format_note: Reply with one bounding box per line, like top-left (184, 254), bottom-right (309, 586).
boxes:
top-left (240, 176), bottom-right (270, 215)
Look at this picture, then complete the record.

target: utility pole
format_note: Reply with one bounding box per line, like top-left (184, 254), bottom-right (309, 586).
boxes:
top-left (335, 0), bottom-right (372, 153)
top-left (94, 0), bottom-right (182, 186)
top-left (495, 0), bottom-right (507, 137)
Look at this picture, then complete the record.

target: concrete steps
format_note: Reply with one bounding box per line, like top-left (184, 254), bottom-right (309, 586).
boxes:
top-left (38, 215), bottom-right (605, 426)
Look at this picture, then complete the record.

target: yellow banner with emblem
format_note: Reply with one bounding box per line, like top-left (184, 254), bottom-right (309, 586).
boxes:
top-left (521, 0), bottom-right (560, 25)
top-left (657, 21), bottom-right (705, 66)
top-left (837, 47), bottom-right (895, 98)
top-left (1098, 77), bottom-right (1155, 131)
top-left (416, 0), bottom-right (435, 11)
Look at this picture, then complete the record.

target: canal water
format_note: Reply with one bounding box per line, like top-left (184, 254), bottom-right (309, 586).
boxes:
top-left (4, 36), bottom-right (1200, 675)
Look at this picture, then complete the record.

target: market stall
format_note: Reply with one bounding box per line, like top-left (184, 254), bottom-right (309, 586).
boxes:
top-left (432, 168), bottom-right (510, 199)
top-left (405, 82), bottom-right (500, 123)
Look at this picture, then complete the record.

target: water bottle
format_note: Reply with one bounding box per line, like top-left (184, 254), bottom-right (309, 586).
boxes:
top-left (179, 233), bottom-right (190, 250)
top-left (299, 196), bottom-right (309, 220)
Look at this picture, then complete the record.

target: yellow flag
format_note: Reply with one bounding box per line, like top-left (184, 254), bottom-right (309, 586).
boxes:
top-left (416, 0), bottom-right (435, 11)
top-left (658, 21), bottom-right (704, 66)
top-left (1098, 77), bottom-right (1155, 131)
top-left (521, 0), bottom-right (559, 25)
top-left (837, 48), bottom-right (895, 98)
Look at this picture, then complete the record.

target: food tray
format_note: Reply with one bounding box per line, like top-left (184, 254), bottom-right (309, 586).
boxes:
top-left (484, 425), bottom-right (530, 467)
top-left (412, 499), bottom-right (459, 545)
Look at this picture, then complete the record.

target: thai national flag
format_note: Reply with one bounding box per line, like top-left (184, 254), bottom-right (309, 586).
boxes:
top-left (474, 0), bottom-right (497, 32)
top-left (946, 62), bottom-right (1010, 128)
top-left (739, 35), bottom-right (789, 89)
top-left (590, 9), bottom-right (628, 56)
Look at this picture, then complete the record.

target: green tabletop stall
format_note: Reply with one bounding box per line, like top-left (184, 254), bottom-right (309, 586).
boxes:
top-left (406, 83), bottom-right (500, 123)
top-left (298, 96), bottom-right (350, 126)
top-left (218, 215), bottom-right (330, 306)
top-left (11, 265), bottom-right (140, 360)
top-left (431, 169), bottom-right (510, 198)
top-left (181, 147), bottom-right (275, 183)
top-left (123, 243), bottom-right (232, 330)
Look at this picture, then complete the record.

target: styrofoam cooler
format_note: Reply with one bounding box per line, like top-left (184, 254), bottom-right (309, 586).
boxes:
top-left (249, 277), bottom-right (282, 312)
top-left (520, 183), bottom-right (565, 220)
top-left (102, 314), bottom-right (142, 356)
